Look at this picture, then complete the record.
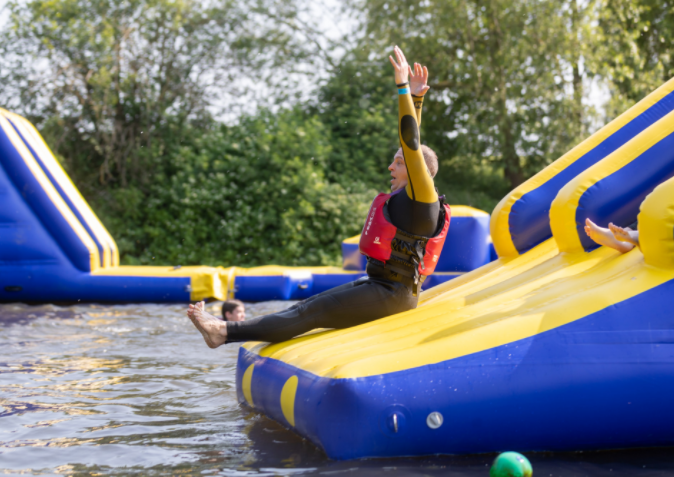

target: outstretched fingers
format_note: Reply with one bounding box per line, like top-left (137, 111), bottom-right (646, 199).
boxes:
top-left (395, 46), bottom-right (408, 69)
top-left (389, 55), bottom-right (400, 70)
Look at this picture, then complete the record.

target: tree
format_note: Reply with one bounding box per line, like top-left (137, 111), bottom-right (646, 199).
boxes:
top-left (98, 108), bottom-right (375, 266)
top-left (596, 0), bottom-right (674, 118)
top-left (0, 0), bottom-right (336, 194)
top-left (356, 0), bottom-right (599, 191)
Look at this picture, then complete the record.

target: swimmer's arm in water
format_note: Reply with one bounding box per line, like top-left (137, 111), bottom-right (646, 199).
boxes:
top-left (409, 62), bottom-right (429, 126)
top-left (389, 46), bottom-right (438, 204)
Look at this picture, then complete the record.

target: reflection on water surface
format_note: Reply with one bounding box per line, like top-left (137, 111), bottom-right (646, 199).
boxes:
top-left (1, 302), bottom-right (674, 476)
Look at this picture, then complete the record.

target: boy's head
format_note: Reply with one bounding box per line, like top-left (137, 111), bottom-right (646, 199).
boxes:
top-left (221, 299), bottom-right (246, 322)
top-left (389, 145), bottom-right (439, 192)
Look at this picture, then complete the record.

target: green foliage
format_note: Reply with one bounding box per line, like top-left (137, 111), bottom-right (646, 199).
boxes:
top-left (94, 109), bottom-right (375, 266)
top-left (315, 47), bottom-right (505, 211)
top-left (596, 0), bottom-right (674, 119)
top-left (315, 50), bottom-right (399, 187)
top-left (358, 0), bottom-right (599, 191)
top-left (2, 0), bottom-right (670, 267)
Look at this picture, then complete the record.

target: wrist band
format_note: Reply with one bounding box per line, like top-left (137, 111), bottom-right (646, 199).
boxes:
top-left (411, 94), bottom-right (424, 99)
top-left (398, 87), bottom-right (410, 95)
top-left (396, 82), bottom-right (409, 87)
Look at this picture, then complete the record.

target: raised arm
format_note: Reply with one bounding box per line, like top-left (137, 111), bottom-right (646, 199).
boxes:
top-left (410, 62), bottom-right (429, 126)
top-left (389, 47), bottom-right (437, 204)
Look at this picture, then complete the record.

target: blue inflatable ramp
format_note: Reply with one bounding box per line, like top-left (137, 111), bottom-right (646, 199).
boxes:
top-left (236, 78), bottom-right (674, 459)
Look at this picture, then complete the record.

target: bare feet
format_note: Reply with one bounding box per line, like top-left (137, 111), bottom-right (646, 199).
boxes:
top-left (609, 222), bottom-right (640, 247)
top-left (584, 218), bottom-right (635, 253)
top-left (186, 301), bottom-right (228, 349)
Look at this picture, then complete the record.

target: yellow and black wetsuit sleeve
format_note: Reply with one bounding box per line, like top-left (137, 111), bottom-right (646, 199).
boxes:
top-left (398, 85), bottom-right (437, 203)
top-left (412, 94), bottom-right (424, 127)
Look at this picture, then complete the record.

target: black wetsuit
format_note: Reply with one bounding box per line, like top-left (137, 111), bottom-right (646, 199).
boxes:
top-left (227, 91), bottom-right (441, 343)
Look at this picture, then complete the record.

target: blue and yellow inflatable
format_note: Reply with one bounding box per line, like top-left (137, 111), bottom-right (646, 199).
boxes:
top-left (0, 109), bottom-right (493, 302)
top-left (235, 78), bottom-right (674, 459)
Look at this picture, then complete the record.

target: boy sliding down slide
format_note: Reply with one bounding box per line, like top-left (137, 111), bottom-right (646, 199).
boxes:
top-left (187, 46), bottom-right (451, 347)
top-left (584, 218), bottom-right (640, 253)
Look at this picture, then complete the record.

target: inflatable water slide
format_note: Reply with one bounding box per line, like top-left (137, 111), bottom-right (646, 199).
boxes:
top-left (0, 109), bottom-right (492, 303)
top-left (236, 79), bottom-right (674, 459)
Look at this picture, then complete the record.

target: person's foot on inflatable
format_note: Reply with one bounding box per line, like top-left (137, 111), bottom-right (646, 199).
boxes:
top-left (609, 222), bottom-right (640, 247)
top-left (490, 452), bottom-right (532, 477)
top-left (187, 301), bottom-right (228, 348)
top-left (584, 218), bottom-right (635, 253)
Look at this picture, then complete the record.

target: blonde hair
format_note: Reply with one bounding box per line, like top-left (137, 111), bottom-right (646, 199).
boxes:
top-left (397, 145), bottom-right (439, 178)
top-left (421, 145), bottom-right (438, 178)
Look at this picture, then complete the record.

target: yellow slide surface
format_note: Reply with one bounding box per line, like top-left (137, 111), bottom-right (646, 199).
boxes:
top-left (243, 77), bottom-right (674, 380)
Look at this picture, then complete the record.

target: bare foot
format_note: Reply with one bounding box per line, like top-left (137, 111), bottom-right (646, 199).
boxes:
top-left (609, 222), bottom-right (640, 247)
top-left (186, 301), bottom-right (228, 349)
top-left (584, 218), bottom-right (634, 253)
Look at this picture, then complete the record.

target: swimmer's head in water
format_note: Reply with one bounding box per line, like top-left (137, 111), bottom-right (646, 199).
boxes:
top-left (222, 299), bottom-right (246, 322)
top-left (388, 145), bottom-right (438, 192)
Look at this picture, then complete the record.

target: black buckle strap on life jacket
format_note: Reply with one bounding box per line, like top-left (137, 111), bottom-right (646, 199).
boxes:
top-left (366, 256), bottom-right (425, 296)
top-left (409, 256), bottom-right (421, 297)
top-left (414, 240), bottom-right (425, 271)
top-left (380, 256), bottom-right (423, 297)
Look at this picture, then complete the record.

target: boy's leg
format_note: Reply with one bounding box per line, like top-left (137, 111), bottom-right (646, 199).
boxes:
top-left (226, 278), bottom-right (415, 343)
top-left (584, 218), bottom-right (634, 253)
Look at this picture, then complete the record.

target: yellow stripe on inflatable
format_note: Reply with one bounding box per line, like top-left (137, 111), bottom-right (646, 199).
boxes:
top-left (2, 110), bottom-right (120, 268)
top-left (242, 364), bottom-right (255, 407)
top-left (640, 177), bottom-right (674, 268)
top-left (94, 265), bottom-right (230, 301)
top-left (0, 112), bottom-right (100, 271)
top-left (280, 375), bottom-right (298, 426)
top-left (551, 109), bottom-right (674, 253)
top-left (231, 265), bottom-right (359, 276)
top-left (491, 77), bottom-right (674, 258)
top-left (94, 265), bottom-right (363, 302)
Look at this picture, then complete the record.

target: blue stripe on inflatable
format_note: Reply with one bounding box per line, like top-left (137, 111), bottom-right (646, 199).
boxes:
top-left (0, 263), bottom-right (191, 303)
top-left (576, 130), bottom-right (674, 251)
top-left (436, 215), bottom-right (491, 272)
top-left (5, 117), bottom-right (107, 267)
top-left (0, 122), bottom-right (93, 272)
top-left (238, 277), bottom-right (674, 459)
top-left (510, 89), bottom-right (674, 254)
top-left (0, 156), bottom-right (67, 267)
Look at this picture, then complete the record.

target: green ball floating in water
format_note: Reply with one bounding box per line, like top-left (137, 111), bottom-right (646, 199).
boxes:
top-left (490, 452), bottom-right (533, 477)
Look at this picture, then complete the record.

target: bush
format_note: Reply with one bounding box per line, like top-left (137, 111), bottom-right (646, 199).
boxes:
top-left (94, 108), bottom-right (376, 267)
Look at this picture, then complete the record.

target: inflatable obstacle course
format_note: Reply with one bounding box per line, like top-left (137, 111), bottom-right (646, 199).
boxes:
top-left (0, 108), bottom-right (493, 303)
top-left (236, 78), bottom-right (674, 459)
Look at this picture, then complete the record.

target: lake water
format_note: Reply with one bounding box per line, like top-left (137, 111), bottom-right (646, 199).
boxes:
top-left (1, 301), bottom-right (673, 476)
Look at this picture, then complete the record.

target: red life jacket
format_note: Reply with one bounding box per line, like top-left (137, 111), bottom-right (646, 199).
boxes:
top-left (359, 191), bottom-right (451, 295)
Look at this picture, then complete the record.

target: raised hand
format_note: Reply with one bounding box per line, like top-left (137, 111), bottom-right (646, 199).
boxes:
top-left (409, 62), bottom-right (430, 96)
top-left (388, 45), bottom-right (410, 85)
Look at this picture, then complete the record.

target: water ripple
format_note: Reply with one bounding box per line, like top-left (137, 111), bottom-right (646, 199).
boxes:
top-left (1, 302), bottom-right (673, 476)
